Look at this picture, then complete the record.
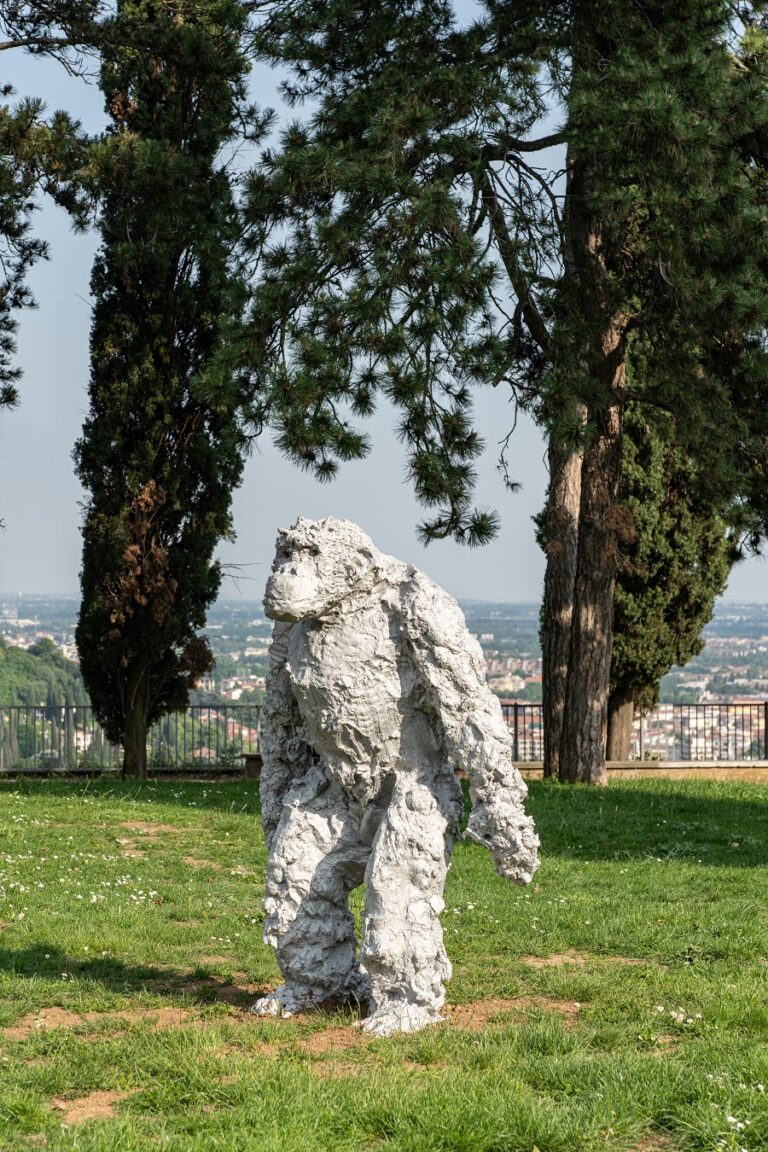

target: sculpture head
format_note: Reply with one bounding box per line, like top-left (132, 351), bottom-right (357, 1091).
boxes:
top-left (264, 517), bottom-right (380, 622)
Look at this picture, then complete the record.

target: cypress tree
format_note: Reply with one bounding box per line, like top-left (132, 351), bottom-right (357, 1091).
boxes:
top-left (606, 404), bottom-right (735, 760)
top-left (74, 0), bottom-right (255, 778)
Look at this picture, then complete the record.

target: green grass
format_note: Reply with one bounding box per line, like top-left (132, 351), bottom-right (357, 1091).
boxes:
top-left (0, 776), bottom-right (766, 1151)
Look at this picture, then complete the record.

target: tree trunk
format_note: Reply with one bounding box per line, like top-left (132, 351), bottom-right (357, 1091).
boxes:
top-left (559, 328), bottom-right (626, 785)
top-left (607, 691), bottom-right (634, 761)
top-left (122, 664), bottom-right (149, 779)
top-left (541, 428), bottom-right (584, 778)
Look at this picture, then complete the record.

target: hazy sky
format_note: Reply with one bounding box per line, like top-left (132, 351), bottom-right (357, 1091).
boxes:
top-left (0, 30), bottom-right (765, 604)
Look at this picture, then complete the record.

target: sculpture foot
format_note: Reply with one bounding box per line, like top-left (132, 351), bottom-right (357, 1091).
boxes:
top-left (356, 1002), bottom-right (444, 1037)
top-left (248, 984), bottom-right (321, 1019)
top-left (249, 975), bottom-right (370, 1020)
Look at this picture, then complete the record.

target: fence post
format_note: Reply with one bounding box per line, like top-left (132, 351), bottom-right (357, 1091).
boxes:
top-left (513, 703), bottom-right (519, 762)
top-left (764, 701), bottom-right (768, 760)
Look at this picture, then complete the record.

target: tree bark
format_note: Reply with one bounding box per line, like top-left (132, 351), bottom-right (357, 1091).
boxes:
top-left (122, 664), bottom-right (149, 779)
top-left (607, 690), bottom-right (634, 762)
top-left (559, 327), bottom-right (626, 785)
top-left (541, 429), bottom-right (584, 778)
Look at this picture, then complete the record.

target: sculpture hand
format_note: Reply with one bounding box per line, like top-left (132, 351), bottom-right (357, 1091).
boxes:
top-left (465, 807), bottom-right (539, 886)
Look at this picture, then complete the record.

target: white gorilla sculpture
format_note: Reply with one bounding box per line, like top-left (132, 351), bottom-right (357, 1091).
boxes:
top-left (251, 517), bottom-right (540, 1036)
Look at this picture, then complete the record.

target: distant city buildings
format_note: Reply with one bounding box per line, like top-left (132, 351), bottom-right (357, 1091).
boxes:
top-left (4, 596), bottom-right (768, 711)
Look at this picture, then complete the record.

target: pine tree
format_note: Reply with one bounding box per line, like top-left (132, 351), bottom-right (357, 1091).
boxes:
top-left (74, 0), bottom-right (256, 779)
top-left (242, 1), bottom-right (768, 783)
top-left (0, 3), bottom-right (101, 533)
top-left (0, 2), bottom-right (99, 412)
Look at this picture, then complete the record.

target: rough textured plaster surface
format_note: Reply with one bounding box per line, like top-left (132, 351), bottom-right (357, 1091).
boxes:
top-left (251, 517), bottom-right (540, 1036)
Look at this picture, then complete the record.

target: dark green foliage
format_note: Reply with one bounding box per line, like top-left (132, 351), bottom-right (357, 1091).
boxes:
top-left (240, 0), bottom-right (546, 545)
top-left (611, 405), bottom-right (735, 716)
top-left (553, 3), bottom-right (768, 449)
top-left (0, 96), bottom-right (87, 404)
top-left (0, 5), bottom-right (97, 530)
top-left (241, 1), bottom-right (768, 543)
top-left (0, 2), bottom-right (105, 56)
top-left (534, 398), bottom-right (734, 718)
top-left (0, 91), bottom-right (45, 411)
top-left (0, 0), bottom-right (98, 410)
top-left (74, 0), bottom-right (255, 773)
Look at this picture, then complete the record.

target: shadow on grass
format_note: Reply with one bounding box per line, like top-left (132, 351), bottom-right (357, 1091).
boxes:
top-left (0, 943), bottom-right (269, 1007)
top-left (0, 777), bottom-right (262, 816)
top-left (523, 778), bottom-right (768, 867)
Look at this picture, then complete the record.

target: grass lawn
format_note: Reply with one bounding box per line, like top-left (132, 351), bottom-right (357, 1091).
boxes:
top-left (0, 776), bottom-right (766, 1151)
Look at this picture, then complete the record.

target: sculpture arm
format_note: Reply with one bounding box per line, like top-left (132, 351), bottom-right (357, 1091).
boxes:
top-left (260, 622), bottom-right (314, 848)
top-left (400, 575), bottom-right (540, 884)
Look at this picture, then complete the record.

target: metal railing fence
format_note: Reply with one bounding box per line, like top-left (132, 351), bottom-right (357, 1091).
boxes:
top-left (0, 704), bottom-right (261, 775)
top-left (500, 700), bottom-right (768, 762)
top-left (500, 702), bottom-right (545, 761)
top-left (636, 702), bottom-right (767, 762)
top-left (1, 700), bottom-right (766, 773)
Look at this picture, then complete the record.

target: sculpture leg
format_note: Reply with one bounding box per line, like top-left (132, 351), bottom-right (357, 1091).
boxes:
top-left (359, 772), bottom-right (462, 1036)
top-left (251, 770), bottom-right (369, 1017)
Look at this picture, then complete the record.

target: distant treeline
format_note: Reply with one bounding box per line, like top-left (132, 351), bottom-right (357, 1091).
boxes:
top-left (0, 637), bottom-right (85, 707)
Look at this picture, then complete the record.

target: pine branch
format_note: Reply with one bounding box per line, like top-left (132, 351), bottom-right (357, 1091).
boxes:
top-left (480, 170), bottom-right (553, 358)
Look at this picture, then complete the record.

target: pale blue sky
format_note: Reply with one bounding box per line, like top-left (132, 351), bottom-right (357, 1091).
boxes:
top-left (0, 22), bottom-right (764, 603)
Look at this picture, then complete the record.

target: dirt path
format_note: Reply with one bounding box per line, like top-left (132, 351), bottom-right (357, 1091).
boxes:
top-left (518, 763), bottom-right (768, 782)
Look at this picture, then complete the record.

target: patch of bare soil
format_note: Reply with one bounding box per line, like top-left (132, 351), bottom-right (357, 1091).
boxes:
top-left (300, 1027), bottom-right (370, 1055)
top-left (138, 969), bottom-right (266, 1004)
top-left (520, 951), bottom-right (587, 969)
top-left (522, 951), bottom-right (651, 969)
top-left (118, 1007), bottom-right (198, 1030)
top-left (310, 1060), bottom-right (360, 1079)
top-left (628, 1135), bottom-right (676, 1151)
top-left (621, 767), bottom-right (768, 783)
top-left (4, 1005), bottom-right (198, 1042)
top-left (4, 1007), bottom-right (82, 1040)
top-left (119, 821), bottom-right (181, 837)
top-left (52, 1089), bottom-right (135, 1125)
top-left (182, 856), bottom-right (223, 871)
top-left (446, 996), bottom-right (581, 1031)
top-left (520, 765), bottom-right (768, 783)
